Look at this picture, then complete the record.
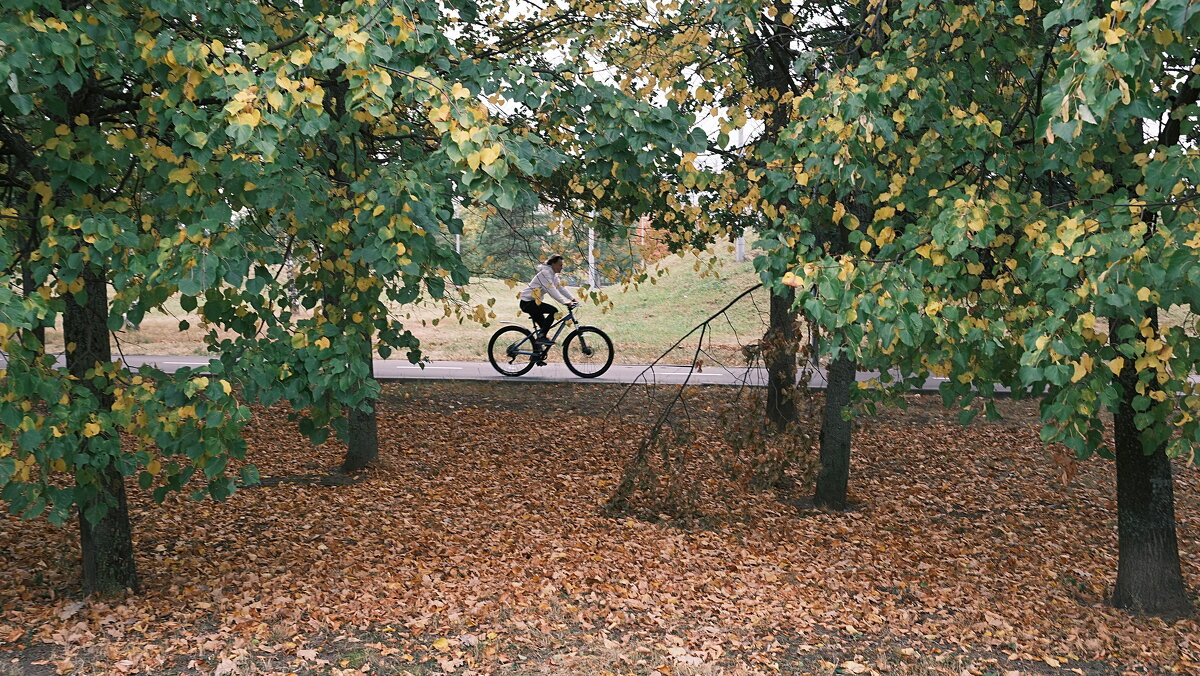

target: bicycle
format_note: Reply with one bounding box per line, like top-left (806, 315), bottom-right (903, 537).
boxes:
top-left (487, 304), bottom-right (614, 378)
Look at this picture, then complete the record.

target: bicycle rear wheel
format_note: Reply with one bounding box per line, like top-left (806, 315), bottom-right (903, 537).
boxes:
top-left (562, 327), bottom-right (613, 378)
top-left (488, 326), bottom-right (537, 376)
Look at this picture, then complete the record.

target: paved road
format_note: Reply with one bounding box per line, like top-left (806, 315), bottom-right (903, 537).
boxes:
top-left (109, 355), bottom-right (951, 392)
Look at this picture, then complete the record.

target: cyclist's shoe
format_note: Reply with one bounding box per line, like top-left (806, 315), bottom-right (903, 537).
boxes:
top-left (533, 357), bottom-right (548, 366)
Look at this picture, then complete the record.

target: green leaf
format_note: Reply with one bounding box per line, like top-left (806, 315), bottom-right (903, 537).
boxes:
top-left (239, 465), bottom-right (260, 486)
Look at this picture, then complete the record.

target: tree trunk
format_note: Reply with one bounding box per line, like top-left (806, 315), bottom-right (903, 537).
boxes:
top-left (341, 332), bottom-right (379, 473)
top-left (1110, 323), bottom-right (1190, 616)
top-left (64, 265), bottom-right (138, 594)
top-left (814, 346), bottom-right (855, 510)
top-left (764, 286), bottom-right (798, 432)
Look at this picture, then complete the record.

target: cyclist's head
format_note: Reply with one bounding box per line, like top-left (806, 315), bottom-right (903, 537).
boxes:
top-left (544, 254), bottom-right (564, 272)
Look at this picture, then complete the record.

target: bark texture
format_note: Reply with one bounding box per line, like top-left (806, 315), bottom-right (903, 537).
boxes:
top-left (65, 265), bottom-right (138, 594)
top-left (1110, 359), bottom-right (1191, 616)
top-left (342, 333), bottom-right (379, 473)
top-left (814, 348), bottom-right (855, 510)
top-left (764, 286), bottom-right (799, 432)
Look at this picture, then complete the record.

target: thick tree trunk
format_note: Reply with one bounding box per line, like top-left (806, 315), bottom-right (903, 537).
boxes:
top-left (341, 332), bottom-right (379, 473)
top-left (814, 347), bottom-right (855, 510)
top-left (1110, 334), bottom-right (1190, 616)
top-left (64, 265), bottom-right (138, 594)
top-left (78, 462), bottom-right (138, 595)
top-left (764, 286), bottom-right (798, 432)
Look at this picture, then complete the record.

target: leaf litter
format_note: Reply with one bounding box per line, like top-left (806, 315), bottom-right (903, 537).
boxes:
top-left (0, 381), bottom-right (1196, 675)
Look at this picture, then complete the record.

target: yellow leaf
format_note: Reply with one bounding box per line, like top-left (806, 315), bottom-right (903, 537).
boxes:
top-left (51, 459), bottom-right (67, 473)
top-left (290, 48), bottom-right (313, 66)
top-left (147, 458), bottom-right (161, 476)
top-left (267, 90), bottom-right (284, 110)
top-left (83, 422), bottom-right (101, 437)
top-left (220, 380), bottom-right (232, 395)
top-left (169, 167), bottom-right (193, 184)
top-left (432, 638), bottom-right (450, 652)
top-left (1035, 335), bottom-right (1050, 351)
top-left (1071, 354), bottom-right (1094, 382)
top-left (314, 336), bottom-right (331, 350)
top-left (1019, 0), bottom-right (1034, 9)
top-left (244, 181), bottom-right (256, 191)
top-left (1109, 357), bottom-right (1125, 375)
top-left (234, 109), bottom-right (261, 127)
top-left (832, 202), bottom-right (846, 224)
top-left (1136, 287), bottom-right (1151, 302)
top-left (479, 144), bottom-right (501, 166)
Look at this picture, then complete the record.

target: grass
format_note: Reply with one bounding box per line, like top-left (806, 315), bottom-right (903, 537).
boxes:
top-left (41, 243), bottom-right (771, 366)
top-left (40, 238), bottom-right (1196, 368)
top-left (407, 243), bottom-right (766, 365)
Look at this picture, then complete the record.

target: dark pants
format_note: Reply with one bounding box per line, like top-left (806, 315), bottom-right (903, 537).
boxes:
top-left (520, 299), bottom-right (557, 339)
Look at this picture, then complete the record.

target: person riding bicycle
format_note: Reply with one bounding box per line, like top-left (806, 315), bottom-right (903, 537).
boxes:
top-left (519, 254), bottom-right (578, 348)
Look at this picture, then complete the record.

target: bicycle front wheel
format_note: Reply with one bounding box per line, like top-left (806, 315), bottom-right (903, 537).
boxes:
top-left (488, 326), bottom-right (537, 376)
top-left (562, 327), bottom-right (613, 378)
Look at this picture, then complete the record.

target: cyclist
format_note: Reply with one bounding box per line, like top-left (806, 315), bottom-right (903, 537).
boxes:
top-left (520, 254), bottom-right (579, 352)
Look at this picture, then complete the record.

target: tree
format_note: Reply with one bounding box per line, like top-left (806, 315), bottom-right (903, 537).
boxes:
top-left (747, 0), bottom-right (1198, 615)
top-left (462, 196), bottom-right (554, 281)
top-left (590, 0), bottom-right (874, 505)
top-left (199, 0), bottom-right (705, 470)
top-left (1006, 0), bottom-right (1198, 615)
top-left (0, 0), bottom-right (263, 592)
top-left (0, 0), bottom-right (714, 594)
top-left (590, 0), bottom-right (1196, 615)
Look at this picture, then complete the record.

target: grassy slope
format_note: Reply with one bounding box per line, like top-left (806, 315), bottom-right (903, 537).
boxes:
top-left (43, 243), bottom-right (773, 366)
top-left (408, 244), bottom-right (768, 365)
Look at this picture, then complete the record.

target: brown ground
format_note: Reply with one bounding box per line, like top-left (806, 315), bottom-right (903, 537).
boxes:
top-left (0, 381), bottom-right (1197, 675)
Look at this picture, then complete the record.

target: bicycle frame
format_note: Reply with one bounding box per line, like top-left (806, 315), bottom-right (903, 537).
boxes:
top-left (501, 307), bottom-right (579, 358)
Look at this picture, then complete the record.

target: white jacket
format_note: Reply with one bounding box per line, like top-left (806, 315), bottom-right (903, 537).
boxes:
top-left (520, 264), bottom-right (576, 304)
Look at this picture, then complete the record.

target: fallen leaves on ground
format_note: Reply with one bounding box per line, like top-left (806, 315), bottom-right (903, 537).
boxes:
top-left (0, 382), bottom-right (1196, 675)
